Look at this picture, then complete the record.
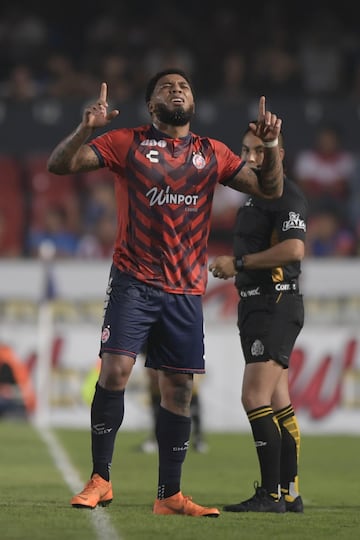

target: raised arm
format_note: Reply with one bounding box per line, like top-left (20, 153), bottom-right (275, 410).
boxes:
top-left (228, 96), bottom-right (283, 198)
top-left (47, 82), bottom-right (119, 175)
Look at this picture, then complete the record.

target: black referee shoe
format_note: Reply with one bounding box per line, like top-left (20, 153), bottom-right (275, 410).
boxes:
top-left (285, 495), bottom-right (304, 513)
top-left (223, 483), bottom-right (286, 513)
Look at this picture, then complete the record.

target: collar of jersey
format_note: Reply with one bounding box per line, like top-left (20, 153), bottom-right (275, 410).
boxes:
top-left (150, 124), bottom-right (192, 143)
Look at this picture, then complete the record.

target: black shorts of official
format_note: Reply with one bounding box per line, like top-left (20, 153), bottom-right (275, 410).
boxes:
top-left (237, 291), bottom-right (304, 368)
top-left (99, 264), bottom-right (205, 374)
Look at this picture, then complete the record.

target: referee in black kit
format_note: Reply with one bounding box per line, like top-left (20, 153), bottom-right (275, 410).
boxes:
top-left (209, 124), bottom-right (308, 513)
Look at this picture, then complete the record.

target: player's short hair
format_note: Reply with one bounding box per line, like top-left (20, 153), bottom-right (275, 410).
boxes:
top-left (145, 68), bottom-right (195, 103)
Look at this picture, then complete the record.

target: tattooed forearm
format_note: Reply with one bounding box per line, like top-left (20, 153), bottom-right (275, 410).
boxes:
top-left (47, 124), bottom-right (96, 174)
top-left (227, 167), bottom-right (255, 193)
top-left (258, 148), bottom-right (283, 196)
top-left (228, 146), bottom-right (283, 198)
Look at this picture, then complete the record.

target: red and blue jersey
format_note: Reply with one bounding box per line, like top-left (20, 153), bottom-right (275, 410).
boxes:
top-left (90, 124), bottom-right (243, 295)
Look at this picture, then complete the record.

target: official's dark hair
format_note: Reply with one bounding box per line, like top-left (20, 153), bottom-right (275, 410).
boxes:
top-left (145, 68), bottom-right (195, 103)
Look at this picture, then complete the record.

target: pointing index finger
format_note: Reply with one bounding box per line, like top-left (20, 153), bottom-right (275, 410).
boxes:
top-left (99, 82), bottom-right (108, 103)
top-left (258, 95), bottom-right (265, 121)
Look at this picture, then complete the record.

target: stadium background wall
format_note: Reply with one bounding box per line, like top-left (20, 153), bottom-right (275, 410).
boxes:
top-left (0, 259), bottom-right (359, 433)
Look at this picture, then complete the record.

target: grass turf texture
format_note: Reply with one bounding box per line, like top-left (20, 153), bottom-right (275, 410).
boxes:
top-left (0, 420), bottom-right (359, 540)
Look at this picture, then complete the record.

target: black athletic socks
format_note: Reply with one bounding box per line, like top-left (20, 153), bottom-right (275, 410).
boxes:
top-left (156, 406), bottom-right (191, 499)
top-left (247, 405), bottom-right (281, 496)
top-left (91, 382), bottom-right (125, 481)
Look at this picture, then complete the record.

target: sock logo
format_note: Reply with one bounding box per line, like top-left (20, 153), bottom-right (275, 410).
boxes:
top-left (92, 423), bottom-right (113, 435)
top-left (255, 440), bottom-right (267, 447)
top-left (172, 440), bottom-right (190, 452)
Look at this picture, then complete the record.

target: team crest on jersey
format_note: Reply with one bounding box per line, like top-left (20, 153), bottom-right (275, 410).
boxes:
top-left (251, 339), bottom-right (264, 356)
top-left (192, 152), bottom-right (206, 169)
top-left (101, 327), bottom-right (110, 343)
top-left (282, 211), bottom-right (306, 232)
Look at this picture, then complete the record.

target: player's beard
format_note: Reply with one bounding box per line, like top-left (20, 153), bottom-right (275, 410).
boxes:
top-left (154, 103), bottom-right (194, 126)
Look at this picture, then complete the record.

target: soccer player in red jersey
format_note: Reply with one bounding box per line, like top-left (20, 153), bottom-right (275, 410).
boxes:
top-left (47, 69), bottom-right (283, 516)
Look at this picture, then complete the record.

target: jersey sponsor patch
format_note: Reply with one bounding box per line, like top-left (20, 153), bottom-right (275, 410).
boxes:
top-left (282, 211), bottom-right (306, 232)
top-left (146, 185), bottom-right (199, 207)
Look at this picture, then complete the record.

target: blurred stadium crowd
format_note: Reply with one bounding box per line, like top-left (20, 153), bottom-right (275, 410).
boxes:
top-left (1, 0), bottom-right (360, 259)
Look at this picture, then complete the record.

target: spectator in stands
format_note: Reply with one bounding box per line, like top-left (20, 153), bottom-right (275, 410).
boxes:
top-left (44, 53), bottom-right (95, 100)
top-left (215, 50), bottom-right (248, 105)
top-left (306, 210), bottom-right (357, 257)
top-left (0, 64), bottom-right (41, 101)
top-left (80, 181), bottom-right (117, 232)
top-left (76, 213), bottom-right (116, 260)
top-left (0, 209), bottom-right (22, 257)
top-left (293, 123), bottom-right (355, 221)
top-left (297, 10), bottom-right (345, 96)
top-left (250, 27), bottom-right (302, 96)
top-left (27, 205), bottom-right (79, 258)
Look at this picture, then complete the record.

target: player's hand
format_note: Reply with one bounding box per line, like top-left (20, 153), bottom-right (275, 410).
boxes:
top-left (249, 96), bottom-right (282, 143)
top-left (82, 82), bottom-right (120, 129)
top-left (209, 256), bottom-right (236, 279)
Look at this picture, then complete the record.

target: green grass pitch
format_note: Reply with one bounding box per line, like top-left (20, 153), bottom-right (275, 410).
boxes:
top-left (0, 420), bottom-right (359, 540)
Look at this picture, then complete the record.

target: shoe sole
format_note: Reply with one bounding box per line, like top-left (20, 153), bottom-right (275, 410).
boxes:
top-left (72, 499), bottom-right (113, 509)
top-left (154, 511), bottom-right (219, 517)
top-left (154, 506), bottom-right (219, 517)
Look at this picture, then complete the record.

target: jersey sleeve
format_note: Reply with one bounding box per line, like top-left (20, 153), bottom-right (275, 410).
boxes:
top-left (88, 128), bottom-right (134, 170)
top-left (210, 139), bottom-right (244, 184)
top-left (276, 193), bottom-right (308, 242)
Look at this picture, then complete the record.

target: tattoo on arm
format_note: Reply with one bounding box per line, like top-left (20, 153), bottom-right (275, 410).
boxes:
top-left (258, 150), bottom-right (283, 196)
top-left (227, 148), bottom-right (283, 197)
top-left (226, 167), bottom-right (257, 193)
top-left (48, 126), bottom-right (98, 174)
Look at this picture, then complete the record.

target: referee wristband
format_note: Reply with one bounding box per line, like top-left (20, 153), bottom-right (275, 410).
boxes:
top-left (263, 138), bottom-right (278, 148)
top-left (235, 256), bottom-right (245, 272)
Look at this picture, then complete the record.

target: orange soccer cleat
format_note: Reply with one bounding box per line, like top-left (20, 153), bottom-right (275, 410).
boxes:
top-left (71, 474), bottom-right (113, 509)
top-left (153, 491), bottom-right (220, 517)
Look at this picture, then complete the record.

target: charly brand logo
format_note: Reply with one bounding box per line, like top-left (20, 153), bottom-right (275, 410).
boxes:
top-left (282, 211), bottom-right (306, 232)
top-left (146, 185), bottom-right (199, 207)
top-left (145, 149), bottom-right (160, 163)
top-left (173, 440), bottom-right (190, 452)
top-left (92, 423), bottom-right (112, 435)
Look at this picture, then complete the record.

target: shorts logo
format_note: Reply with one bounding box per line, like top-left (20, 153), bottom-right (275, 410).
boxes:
top-left (192, 152), bottom-right (206, 169)
top-left (251, 339), bottom-right (264, 356)
top-left (101, 327), bottom-right (110, 343)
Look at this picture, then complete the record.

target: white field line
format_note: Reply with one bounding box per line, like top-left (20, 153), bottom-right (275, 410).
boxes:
top-left (38, 427), bottom-right (121, 540)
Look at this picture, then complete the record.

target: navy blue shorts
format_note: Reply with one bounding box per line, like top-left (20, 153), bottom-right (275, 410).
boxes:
top-left (100, 265), bottom-right (205, 374)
